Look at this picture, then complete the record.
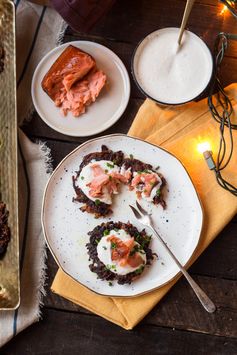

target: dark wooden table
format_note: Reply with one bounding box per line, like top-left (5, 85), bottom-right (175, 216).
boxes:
top-left (3, 1), bottom-right (237, 353)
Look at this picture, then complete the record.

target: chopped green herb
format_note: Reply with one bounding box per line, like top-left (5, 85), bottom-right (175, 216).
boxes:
top-left (106, 264), bottom-right (112, 270)
top-left (114, 228), bottom-right (119, 232)
top-left (135, 233), bottom-right (151, 248)
top-left (103, 246), bottom-right (107, 250)
top-left (129, 247), bottom-right (136, 256)
top-left (129, 244), bottom-right (145, 256)
top-left (111, 265), bottom-right (116, 269)
top-left (144, 189), bottom-right (147, 193)
top-left (150, 181), bottom-right (155, 186)
top-left (109, 175), bottom-right (112, 181)
top-left (95, 199), bottom-right (101, 206)
top-left (105, 169), bottom-right (108, 173)
top-left (129, 244), bottom-right (139, 256)
top-left (108, 281), bottom-right (113, 286)
top-left (134, 265), bottom-right (145, 275)
top-left (80, 176), bottom-right (84, 180)
top-left (111, 242), bottom-right (117, 249)
top-left (156, 189), bottom-right (161, 197)
top-left (95, 239), bottom-right (100, 244)
top-left (103, 229), bottom-right (110, 236)
top-left (129, 154), bottom-right (134, 159)
top-left (106, 162), bottom-right (114, 169)
top-left (143, 169), bottom-right (150, 174)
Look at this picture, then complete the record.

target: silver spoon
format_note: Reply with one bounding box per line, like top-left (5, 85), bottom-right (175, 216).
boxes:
top-left (129, 201), bottom-right (216, 313)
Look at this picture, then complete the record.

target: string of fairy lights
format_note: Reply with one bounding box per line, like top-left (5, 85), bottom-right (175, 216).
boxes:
top-left (206, 2), bottom-right (237, 196)
top-left (220, 0), bottom-right (237, 19)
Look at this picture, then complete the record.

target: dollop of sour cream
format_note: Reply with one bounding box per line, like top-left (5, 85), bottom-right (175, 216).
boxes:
top-left (77, 160), bottom-right (120, 205)
top-left (97, 229), bottom-right (146, 275)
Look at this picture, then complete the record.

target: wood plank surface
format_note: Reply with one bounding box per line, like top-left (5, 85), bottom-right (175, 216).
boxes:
top-left (2, 308), bottom-right (237, 355)
top-left (67, 0), bottom-right (237, 55)
top-left (44, 257), bottom-right (237, 338)
top-left (3, 0), bottom-right (237, 353)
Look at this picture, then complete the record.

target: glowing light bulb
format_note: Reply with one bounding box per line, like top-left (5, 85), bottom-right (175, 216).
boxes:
top-left (220, 5), bottom-right (227, 15)
top-left (197, 141), bottom-right (216, 170)
top-left (197, 141), bottom-right (211, 154)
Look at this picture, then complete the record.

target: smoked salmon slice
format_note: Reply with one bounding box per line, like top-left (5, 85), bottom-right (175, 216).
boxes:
top-left (107, 235), bottom-right (144, 268)
top-left (41, 45), bottom-right (107, 117)
top-left (131, 172), bottom-right (159, 197)
top-left (54, 69), bottom-right (106, 117)
top-left (42, 45), bottom-right (95, 101)
top-left (87, 164), bottom-right (127, 199)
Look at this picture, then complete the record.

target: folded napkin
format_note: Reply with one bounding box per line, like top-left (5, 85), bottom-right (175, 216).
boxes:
top-left (51, 83), bottom-right (237, 330)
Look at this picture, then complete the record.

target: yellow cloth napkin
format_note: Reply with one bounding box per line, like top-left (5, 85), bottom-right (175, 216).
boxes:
top-left (51, 83), bottom-right (237, 330)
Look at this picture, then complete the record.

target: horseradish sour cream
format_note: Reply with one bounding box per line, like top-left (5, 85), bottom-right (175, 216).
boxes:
top-left (133, 27), bottom-right (213, 104)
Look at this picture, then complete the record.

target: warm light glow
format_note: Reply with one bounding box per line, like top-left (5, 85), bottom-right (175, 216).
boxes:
top-left (220, 5), bottom-right (227, 15)
top-left (197, 141), bottom-right (211, 154)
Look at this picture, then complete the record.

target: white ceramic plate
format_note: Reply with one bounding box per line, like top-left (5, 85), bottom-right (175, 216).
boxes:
top-left (31, 41), bottom-right (130, 137)
top-left (42, 135), bottom-right (203, 297)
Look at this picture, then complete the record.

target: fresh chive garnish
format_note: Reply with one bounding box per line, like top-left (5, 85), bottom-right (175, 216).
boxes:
top-left (134, 265), bottom-right (145, 275)
top-left (111, 242), bottom-right (117, 249)
top-left (106, 162), bottom-right (114, 169)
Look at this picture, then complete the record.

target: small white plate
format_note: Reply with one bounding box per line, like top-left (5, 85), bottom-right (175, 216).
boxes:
top-left (42, 135), bottom-right (203, 297)
top-left (31, 41), bottom-right (130, 137)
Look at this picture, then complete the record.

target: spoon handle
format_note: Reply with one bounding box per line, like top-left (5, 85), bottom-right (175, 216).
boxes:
top-left (149, 225), bottom-right (216, 313)
top-left (178, 0), bottom-right (196, 45)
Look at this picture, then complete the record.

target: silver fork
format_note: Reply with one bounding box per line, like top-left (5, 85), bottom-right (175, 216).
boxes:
top-left (130, 201), bottom-right (216, 313)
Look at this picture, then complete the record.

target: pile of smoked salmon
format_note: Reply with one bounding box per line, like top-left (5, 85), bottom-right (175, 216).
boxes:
top-left (41, 45), bottom-right (106, 117)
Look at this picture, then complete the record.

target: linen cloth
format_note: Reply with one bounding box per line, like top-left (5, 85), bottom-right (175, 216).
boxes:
top-left (0, 0), bottom-right (66, 347)
top-left (51, 83), bottom-right (237, 330)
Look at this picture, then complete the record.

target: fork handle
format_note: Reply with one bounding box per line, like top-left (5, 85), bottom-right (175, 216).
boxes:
top-left (149, 225), bottom-right (216, 313)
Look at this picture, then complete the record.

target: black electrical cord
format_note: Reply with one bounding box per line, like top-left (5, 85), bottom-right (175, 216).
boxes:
top-left (207, 32), bottom-right (237, 196)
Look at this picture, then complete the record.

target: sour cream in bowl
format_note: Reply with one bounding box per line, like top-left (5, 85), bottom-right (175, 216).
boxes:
top-left (132, 27), bottom-right (213, 105)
